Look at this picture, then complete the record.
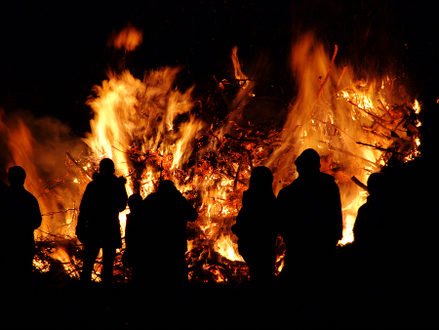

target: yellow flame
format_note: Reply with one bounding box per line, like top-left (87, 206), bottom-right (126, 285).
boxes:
top-left (267, 33), bottom-right (421, 245)
top-left (2, 31), bottom-right (422, 282)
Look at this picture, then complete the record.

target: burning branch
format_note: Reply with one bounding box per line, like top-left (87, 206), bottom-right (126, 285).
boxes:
top-left (41, 208), bottom-right (77, 217)
top-left (66, 152), bottom-right (92, 180)
top-left (351, 176), bottom-right (368, 191)
top-left (317, 44), bottom-right (338, 99)
top-left (356, 141), bottom-right (404, 155)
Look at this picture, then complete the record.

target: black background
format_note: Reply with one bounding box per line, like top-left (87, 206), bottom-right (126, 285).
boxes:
top-left (0, 0), bottom-right (437, 153)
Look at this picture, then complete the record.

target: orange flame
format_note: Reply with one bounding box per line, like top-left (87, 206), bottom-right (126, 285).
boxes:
top-left (111, 24), bottom-right (143, 52)
top-left (0, 32), bottom-right (422, 281)
top-left (267, 33), bottom-right (421, 244)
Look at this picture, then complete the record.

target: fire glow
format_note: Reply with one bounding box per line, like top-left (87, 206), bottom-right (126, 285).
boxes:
top-left (0, 30), bottom-right (421, 283)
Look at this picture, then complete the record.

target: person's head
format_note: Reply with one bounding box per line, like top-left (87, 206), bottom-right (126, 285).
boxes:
top-left (157, 180), bottom-right (178, 195)
top-left (249, 166), bottom-right (273, 192)
top-left (8, 166), bottom-right (26, 187)
top-left (128, 193), bottom-right (143, 213)
top-left (295, 148), bottom-right (321, 176)
top-left (99, 158), bottom-right (115, 176)
top-left (367, 173), bottom-right (385, 196)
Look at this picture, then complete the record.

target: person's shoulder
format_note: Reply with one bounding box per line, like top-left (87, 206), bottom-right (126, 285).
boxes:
top-left (144, 192), bottom-right (159, 204)
top-left (319, 172), bottom-right (336, 182)
top-left (318, 172), bottom-right (339, 187)
top-left (357, 201), bottom-right (368, 214)
top-left (99, 174), bottom-right (127, 189)
top-left (242, 189), bottom-right (259, 206)
top-left (146, 192), bottom-right (159, 199)
top-left (85, 179), bottom-right (98, 191)
top-left (22, 188), bottom-right (39, 204)
top-left (278, 180), bottom-right (299, 195)
top-left (242, 189), bottom-right (250, 200)
top-left (105, 174), bottom-right (126, 186)
top-left (116, 176), bottom-right (127, 185)
top-left (88, 173), bottom-right (100, 185)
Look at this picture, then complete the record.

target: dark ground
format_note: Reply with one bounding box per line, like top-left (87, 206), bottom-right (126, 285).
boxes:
top-left (3, 250), bottom-right (438, 329)
top-left (2, 157), bottom-right (437, 329)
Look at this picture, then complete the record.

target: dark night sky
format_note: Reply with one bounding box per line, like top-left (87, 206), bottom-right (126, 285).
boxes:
top-left (0, 0), bottom-right (438, 145)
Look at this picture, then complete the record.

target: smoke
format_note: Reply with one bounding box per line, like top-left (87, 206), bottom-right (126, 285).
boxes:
top-left (0, 108), bottom-right (87, 238)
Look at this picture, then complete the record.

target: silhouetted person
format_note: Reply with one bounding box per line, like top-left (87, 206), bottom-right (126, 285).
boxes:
top-left (77, 158), bottom-right (128, 286)
top-left (144, 180), bottom-right (198, 288)
top-left (232, 166), bottom-right (277, 285)
top-left (350, 172), bottom-right (398, 323)
top-left (276, 148), bottom-right (343, 325)
top-left (123, 193), bottom-right (146, 283)
top-left (353, 172), bottom-right (389, 257)
top-left (5, 166), bottom-right (42, 281)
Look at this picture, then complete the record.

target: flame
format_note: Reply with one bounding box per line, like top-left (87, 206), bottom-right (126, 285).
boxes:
top-left (111, 24), bottom-right (143, 52)
top-left (0, 113), bottom-right (82, 240)
top-left (231, 46), bottom-right (250, 88)
top-left (267, 33), bottom-right (421, 244)
top-left (0, 31), bottom-right (422, 282)
top-left (413, 99), bottom-right (421, 114)
top-left (83, 66), bottom-right (244, 264)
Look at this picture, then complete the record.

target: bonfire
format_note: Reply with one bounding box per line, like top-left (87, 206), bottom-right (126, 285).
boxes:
top-left (0, 27), bottom-right (421, 283)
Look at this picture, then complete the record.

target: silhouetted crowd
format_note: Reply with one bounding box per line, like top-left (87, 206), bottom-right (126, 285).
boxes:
top-left (1, 149), bottom-right (435, 327)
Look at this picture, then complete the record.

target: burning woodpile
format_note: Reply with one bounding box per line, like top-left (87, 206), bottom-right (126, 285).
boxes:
top-left (0, 29), bottom-right (422, 284)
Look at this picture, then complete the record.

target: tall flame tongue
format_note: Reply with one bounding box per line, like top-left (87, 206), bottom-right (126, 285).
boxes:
top-left (82, 32), bottom-right (421, 280)
top-left (83, 66), bottom-right (245, 278)
top-left (268, 33), bottom-right (421, 244)
top-left (0, 31), bottom-right (421, 282)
